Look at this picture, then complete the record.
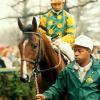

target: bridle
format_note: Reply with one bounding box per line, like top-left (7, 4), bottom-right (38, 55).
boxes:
top-left (21, 31), bottom-right (43, 64)
top-left (20, 31), bottom-right (62, 73)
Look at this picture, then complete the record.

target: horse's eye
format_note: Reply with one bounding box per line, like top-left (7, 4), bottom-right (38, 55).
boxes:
top-left (31, 44), bottom-right (37, 49)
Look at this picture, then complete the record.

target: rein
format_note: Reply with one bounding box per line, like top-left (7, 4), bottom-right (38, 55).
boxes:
top-left (35, 48), bottom-right (61, 73)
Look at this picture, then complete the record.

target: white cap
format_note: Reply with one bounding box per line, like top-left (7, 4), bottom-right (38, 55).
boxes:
top-left (74, 35), bottom-right (93, 51)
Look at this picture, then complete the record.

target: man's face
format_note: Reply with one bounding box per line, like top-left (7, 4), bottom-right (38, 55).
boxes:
top-left (51, 2), bottom-right (64, 12)
top-left (73, 45), bottom-right (91, 66)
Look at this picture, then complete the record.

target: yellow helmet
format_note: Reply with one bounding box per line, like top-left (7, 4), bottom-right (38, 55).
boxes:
top-left (50, 0), bottom-right (65, 3)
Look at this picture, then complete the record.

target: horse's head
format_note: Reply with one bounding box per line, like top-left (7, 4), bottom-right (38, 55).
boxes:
top-left (18, 17), bottom-right (66, 85)
top-left (18, 17), bottom-right (43, 82)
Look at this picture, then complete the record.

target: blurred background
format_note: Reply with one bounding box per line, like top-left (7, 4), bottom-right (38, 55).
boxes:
top-left (0, 0), bottom-right (100, 99)
top-left (0, 0), bottom-right (100, 46)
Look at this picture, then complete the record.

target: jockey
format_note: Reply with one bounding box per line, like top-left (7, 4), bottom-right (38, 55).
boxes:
top-left (39, 0), bottom-right (76, 61)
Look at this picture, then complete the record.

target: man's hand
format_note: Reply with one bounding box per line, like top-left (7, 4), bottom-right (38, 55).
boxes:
top-left (36, 94), bottom-right (46, 100)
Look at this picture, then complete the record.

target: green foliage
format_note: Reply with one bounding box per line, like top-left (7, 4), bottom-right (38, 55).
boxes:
top-left (0, 70), bottom-right (36, 100)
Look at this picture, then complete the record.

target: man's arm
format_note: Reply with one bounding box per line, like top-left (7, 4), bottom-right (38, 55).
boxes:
top-left (36, 68), bottom-right (68, 100)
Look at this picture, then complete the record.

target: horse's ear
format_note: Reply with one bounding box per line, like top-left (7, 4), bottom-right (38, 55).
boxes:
top-left (32, 17), bottom-right (37, 32)
top-left (18, 17), bottom-right (24, 31)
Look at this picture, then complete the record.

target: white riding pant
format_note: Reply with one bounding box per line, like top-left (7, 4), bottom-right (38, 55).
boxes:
top-left (47, 36), bottom-right (75, 62)
top-left (59, 42), bottom-right (75, 61)
top-left (52, 42), bottom-right (75, 62)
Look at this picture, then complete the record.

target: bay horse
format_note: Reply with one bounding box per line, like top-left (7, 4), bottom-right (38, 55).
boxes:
top-left (18, 17), bottom-right (68, 99)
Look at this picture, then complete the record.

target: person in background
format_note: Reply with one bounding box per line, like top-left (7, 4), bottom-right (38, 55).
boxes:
top-left (0, 57), bottom-right (6, 68)
top-left (1, 46), bottom-right (13, 68)
top-left (36, 35), bottom-right (100, 100)
top-left (93, 41), bottom-right (100, 59)
top-left (39, 0), bottom-right (76, 61)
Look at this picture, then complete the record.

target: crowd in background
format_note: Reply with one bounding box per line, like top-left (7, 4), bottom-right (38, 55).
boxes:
top-left (0, 46), bottom-right (20, 68)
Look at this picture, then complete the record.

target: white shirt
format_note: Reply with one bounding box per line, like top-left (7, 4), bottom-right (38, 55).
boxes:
top-left (74, 59), bottom-right (92, 82)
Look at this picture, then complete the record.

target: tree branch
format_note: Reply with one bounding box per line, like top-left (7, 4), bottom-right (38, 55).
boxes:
top-left (0, 11), bottom-right (50, 20)
top-left (68, 0), bottom-right (98, 9)
top-left (0, 0), bottom-right (97, 20)
top-left (7, 5), bottom-right (23, 15)
top-left (10, 0), bottom-right (26, 7)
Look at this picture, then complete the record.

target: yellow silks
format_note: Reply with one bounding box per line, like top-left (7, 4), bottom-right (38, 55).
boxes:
top-left (61, 34), bottom-right (75, 43)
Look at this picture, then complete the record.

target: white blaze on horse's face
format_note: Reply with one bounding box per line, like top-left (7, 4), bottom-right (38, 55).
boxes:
top-left (22, 39), bottom-right (28, 79)
top-left (23, 39), bottom-right (28, 49)
top-left (22, 61), bottom-right (28, 79)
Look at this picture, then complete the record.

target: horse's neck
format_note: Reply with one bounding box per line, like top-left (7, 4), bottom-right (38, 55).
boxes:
top-left (42, 34), bottom-right (65, 70)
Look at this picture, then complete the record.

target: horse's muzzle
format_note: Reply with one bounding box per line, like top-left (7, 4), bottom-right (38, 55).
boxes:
top-left (20, 76), bottom-right (29, 83)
